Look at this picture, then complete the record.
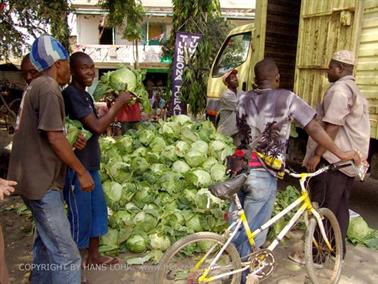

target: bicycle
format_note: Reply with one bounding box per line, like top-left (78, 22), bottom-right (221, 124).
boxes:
top-left (0, 89), bottom-right (22, 133)
top-left (156, 160), bottom-right (362, 284)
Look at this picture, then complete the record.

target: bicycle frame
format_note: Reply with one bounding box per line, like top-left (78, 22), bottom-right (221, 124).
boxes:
top-left (197, 162), bottom-right (354, 283)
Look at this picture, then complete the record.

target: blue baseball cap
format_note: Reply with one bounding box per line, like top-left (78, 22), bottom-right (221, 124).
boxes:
top-left (30, 34), bottom-right (69, 72)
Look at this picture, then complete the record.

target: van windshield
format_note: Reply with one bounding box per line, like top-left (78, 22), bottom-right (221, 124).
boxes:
top-left (212, 32), bottom-right (251, 77)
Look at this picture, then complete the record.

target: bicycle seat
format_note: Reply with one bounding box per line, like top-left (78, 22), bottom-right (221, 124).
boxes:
top-left (208, 173), bottom-right (247, 200)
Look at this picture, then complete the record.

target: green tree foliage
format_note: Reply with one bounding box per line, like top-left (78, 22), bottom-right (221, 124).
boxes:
top-left (0, 0), bottom-right (71, 61)
top-left (167, 0), bottom-right (231, 116)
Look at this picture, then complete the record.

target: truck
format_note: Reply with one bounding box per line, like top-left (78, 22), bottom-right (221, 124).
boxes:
top-left (206, 0), bottom-right (378, 174)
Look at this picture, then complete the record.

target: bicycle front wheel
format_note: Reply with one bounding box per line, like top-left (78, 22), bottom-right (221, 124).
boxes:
top-left (305, 208), bottom-right (342, 284)
top-left (155, 232), bottom-right (242, 284)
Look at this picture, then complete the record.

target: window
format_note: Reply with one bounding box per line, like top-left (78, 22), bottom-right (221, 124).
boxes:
top-left (148, 22), bottom-right (165, 45)
top-left (141, 22), bottom-right (166, 45)
top-left (99, 27), bottom-right (113, 44)
top-left (212, 32), bottom-right (251, 77)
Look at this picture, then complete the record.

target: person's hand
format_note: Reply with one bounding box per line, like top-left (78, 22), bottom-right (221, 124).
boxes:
top-left (305, 155), bottom-right (321, 172)
top-left (77, 171), bottom-right (95, 192)
top-left (116, 91), bottom-right (133, 105)
top-left (73, 133), bottom-right (87, 151)
top-left (0, 178), bottom-right (17, 201)
top-left (340, 150), bottom-right (361, 166)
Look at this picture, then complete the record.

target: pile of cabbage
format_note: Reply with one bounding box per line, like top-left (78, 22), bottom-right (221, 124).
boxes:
top-left (99, 115), bottom-right (235, 263)
top-left (93, 67), bottom-right (151, 113)
top-left (347, 216), bottom-right (378, 250)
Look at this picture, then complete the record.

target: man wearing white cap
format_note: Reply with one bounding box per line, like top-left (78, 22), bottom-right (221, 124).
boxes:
top-left (303, 50), bottom-right (370, 258)
top-left (8, 35), bottom-right (95, 283)
top-left (216, 69), bottom-right (242, 146)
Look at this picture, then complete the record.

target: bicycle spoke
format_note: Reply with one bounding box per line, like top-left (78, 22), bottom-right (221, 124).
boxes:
top-left (305, 208), bottom-right (342, 284)
top-left (157, 233), bottom-right (241, 284)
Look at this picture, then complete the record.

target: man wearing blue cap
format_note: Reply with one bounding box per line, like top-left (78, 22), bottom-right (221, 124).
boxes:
top-left (8, 35), bottom-right (94, 284)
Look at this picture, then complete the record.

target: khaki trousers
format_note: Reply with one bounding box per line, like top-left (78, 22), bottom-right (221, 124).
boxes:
top-left (0, 225), bottom-right (9, 284)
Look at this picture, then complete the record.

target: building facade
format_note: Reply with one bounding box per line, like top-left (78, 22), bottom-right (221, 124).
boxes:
top-left (70, 0), bottom-right (254, 80)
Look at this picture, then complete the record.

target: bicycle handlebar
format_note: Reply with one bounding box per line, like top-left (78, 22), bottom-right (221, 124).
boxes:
top-left (284, 160), bottom-right (359, 179)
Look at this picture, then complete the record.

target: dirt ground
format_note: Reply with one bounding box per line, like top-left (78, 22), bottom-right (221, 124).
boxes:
top-left (1, 128), bottom-right (378, 284)
top-left (1, 178), bottom-right (378, 284)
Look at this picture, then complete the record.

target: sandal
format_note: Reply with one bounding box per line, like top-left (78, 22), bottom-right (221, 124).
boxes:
top-left (288, 252), bottom-right (305, 265)
top-left (89, 256), bottom-right (122, 266)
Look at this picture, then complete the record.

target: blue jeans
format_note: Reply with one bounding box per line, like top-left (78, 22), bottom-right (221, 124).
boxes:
top-left (232, 169), bottom-right (277, 257)
top-left (22, 189), bottom-right (81, 284)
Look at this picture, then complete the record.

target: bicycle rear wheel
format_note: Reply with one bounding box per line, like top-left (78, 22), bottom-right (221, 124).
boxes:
top-left (305, 208), bottom-right (342, 284)
top-left (155, 232), bottom-right (242, 284)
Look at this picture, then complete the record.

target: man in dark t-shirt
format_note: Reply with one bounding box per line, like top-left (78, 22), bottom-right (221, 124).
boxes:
top-left (8, 35), bottom-right (94, 284)
top-left (63, 52), bottom-right (133, 267)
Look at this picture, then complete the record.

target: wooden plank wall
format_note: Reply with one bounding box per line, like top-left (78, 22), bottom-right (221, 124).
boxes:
top-left (294, 0), bottom-right (360, 108)
top-left (355, 0), bottom-right (378, 139)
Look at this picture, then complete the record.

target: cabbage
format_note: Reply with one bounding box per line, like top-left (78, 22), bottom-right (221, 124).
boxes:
top-left (103, 181), bottom-right (122, 207)
top-left (185, 149), bottom-right (207, 167)
top-left (172, 160), bottom-right (190, 174)
top-left (161, 145), bottom-right (177, 162)
top-left (191, 140), bottom-right (208, 156)
top-left (100, 228), bottom-right (119, 253)
top-left (219, 146), bottom-right (235, 161)
top-left (202, 157), bottom-right (219, 171)
top-left (110, 210), bottom-right (133, 228)
top-left (65, 118), bottom-right (92, 145)
top-left (150, 137), bottom-right (167, 153)
top-left (133, 182), bottom-right (154, 208)
top-left (181, 127), bottom-right (199, 143)
top-left (120, 183), bottom-right (137, 206)
top-left (347, 217), bottom-right (373, 242)
top-left (159, 122), bottom-right (180, 139)
top-left (126, 235), bottom-right (147, 253)
top-left (131, 146), bottom-right (147, 158)
top-left (172, 114), bottom-right (192, 125)
top-left (134, 211), bottom-right (158, 232)
top-left (210, 164), bottom-right (226, 182)
top-left (131, 156), bottom-right (149, 172)
top-left (209, 140), bottom-right (226, 157)
top-left (93, 67), bottom-right (151, 113)
top-left (150, 164), bottom-right (168, 176)
top-left (186, 214), bottom-right (202, 232)
top-left (99, 136), bottom-right (116, 151)
top-left (149, 233), bottom-right (171, 251)
top-left (125, 202), bottom-right (140, 214)
top-left (109, 67), bottom-right (137, 93)
top-left (115, 135), bottom-right (133, 153)
top-left (107, 161), bottom-right (131, 182)
top-left (138, 129), bottom-right (155, 146)
top-left (159, 172), bottom-right (183, 193)
top-left (175, 141), bottom-right (190, 157)
top-left (186, 169), bottom-right (212, 187)
top-left (197, 120), bottom-right (217, 142)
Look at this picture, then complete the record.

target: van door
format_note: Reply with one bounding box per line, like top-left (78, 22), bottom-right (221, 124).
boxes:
top-left (206, 24), bottom-right (253, 118)
top-left (294, 0), bottom-right (363, 107)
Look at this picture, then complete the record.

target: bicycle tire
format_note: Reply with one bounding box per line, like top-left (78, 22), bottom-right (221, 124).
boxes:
top-left (305, 208), bottom-right (342, 284)
top-left (155, 232), bottom-right (242, 284)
